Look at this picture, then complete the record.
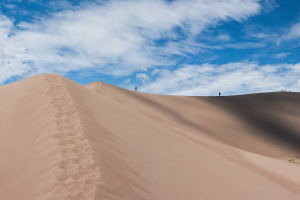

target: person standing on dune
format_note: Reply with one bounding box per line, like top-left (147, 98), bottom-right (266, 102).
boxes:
top-left (135, 86), bottom-right (137, 91)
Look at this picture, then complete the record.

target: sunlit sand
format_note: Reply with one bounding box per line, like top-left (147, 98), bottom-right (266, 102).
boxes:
top-left (0, 74), bottom-right (299, 199)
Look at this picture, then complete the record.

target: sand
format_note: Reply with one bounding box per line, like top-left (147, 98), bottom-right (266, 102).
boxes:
top-left (0, 74), bottom-right (299, 200)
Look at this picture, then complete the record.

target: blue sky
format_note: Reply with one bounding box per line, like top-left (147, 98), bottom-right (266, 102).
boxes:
top-left (0, 0), bottom-right (300, 96)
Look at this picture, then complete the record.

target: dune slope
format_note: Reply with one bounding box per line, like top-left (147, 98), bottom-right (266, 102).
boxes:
top-left (0, 74), bottom-right (300, 200)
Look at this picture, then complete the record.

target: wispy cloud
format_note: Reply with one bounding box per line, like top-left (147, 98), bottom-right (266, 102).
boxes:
top-left (260, 0), bottom-right (278, 12)
top-left (136, 73), bottom-right (149, 83)
top-left (0, 0), bottom-right (261, 83)
top-left (137, 62), bottom-right (300, 96)
top-left (4, 4), bottom-right (15, 9)
top-left (241, 23), bottom-right (280, 46)
top-left (225, 42), bottom-right (266, 49)
top-left (273, 52), bottom-right (291, 59)
top-left (215, 34), bottom-right (231, 41)
top-left (286, 22), bottom-right (300, 40)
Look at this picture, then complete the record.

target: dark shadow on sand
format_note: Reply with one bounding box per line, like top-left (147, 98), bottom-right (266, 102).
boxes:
top-left (198, 92), bottom-right (300, 153)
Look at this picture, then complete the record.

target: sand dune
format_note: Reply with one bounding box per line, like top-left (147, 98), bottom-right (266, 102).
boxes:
top-left (0, 74), bottom-right (300, 199)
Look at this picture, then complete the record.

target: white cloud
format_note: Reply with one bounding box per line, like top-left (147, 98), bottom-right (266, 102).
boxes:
top-left (0, 0), bottom-right (261, 83)
top-left (0, 15), bottom-right (13, 38)
top-left (137, 62), bottom-right (300, 96)
top-left (287, 22), bottom-right (300, 39)
top-left (0, 15), bottom-right (32, 83)
top-left (152, 68), bottom-right (160, 75)
top-left (261, 0), bottom-right (277, 12)
top-left (5, 4), bottom-right (15, 9)
top-left (241, 23), bottom-right (280, 46)
top-left (136, 73), bottom-right (149, 83)
top-left (123, 78), bottom-right (131, 84)
top-left (294, 79), bottom-right (300, 90)
top-left (216, 34), bottom-right (231, 41)
top-left (273, 52), bottom-right (291, 59)
top-left (251, 33), bottom-right (268, 38)
top-left (225, 42), bottom-right (266, 49)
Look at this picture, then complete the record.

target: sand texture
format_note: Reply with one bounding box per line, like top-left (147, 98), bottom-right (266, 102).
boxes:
top-left (0, 74), bottom-right (300, 200)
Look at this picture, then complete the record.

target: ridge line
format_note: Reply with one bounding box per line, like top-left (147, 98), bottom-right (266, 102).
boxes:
top-left (34, 74), bottom-right (101, 200)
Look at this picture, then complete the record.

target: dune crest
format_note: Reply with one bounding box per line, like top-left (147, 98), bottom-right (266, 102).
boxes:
top-left (1, 74), bottom-right (300, 200)
top-left (32, 74), bottom-right (101, 199)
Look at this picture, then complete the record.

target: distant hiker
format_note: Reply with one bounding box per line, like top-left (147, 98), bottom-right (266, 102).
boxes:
top-left (135, 86), bottom-right (137, 91)
top-left (219, 92), bottom-right (221, 96)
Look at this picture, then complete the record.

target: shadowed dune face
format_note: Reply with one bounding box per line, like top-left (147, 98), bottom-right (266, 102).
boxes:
top-left (1, 74), bottom-right (300, 200)
top-left (202, 93), bottom-right (300, 155)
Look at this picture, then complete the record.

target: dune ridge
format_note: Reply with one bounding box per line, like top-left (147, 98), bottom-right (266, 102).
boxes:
top-left (0, 74), bottom-right (300, 200)
top-left (32, 74), bottom-right (146, 200)
top-left (27, 74), bottom-right (101, 199)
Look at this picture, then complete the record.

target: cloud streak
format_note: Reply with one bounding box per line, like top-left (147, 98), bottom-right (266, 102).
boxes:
top-left (137, 62), bottom-right (300, 96)
top-left (287, 22), bottom-right (300, 40)
top-left (273, 52), bottom-right (291, 59)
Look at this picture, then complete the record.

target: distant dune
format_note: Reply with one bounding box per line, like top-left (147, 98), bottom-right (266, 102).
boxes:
top-left (0, 74), bottom-right (300, 200)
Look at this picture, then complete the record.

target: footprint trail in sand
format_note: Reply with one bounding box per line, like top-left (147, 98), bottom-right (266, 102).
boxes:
top-left (34, 74), bottom-right (101, 200)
